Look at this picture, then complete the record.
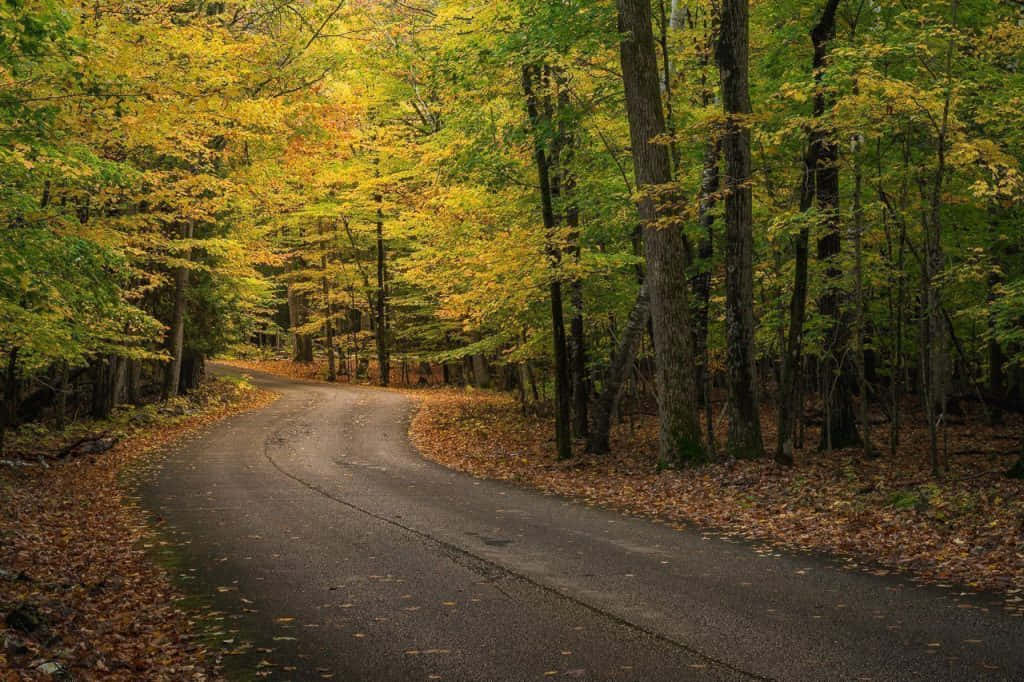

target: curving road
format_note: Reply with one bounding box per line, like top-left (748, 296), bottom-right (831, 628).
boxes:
top-left (141, 366), bottom-right (1024, 681)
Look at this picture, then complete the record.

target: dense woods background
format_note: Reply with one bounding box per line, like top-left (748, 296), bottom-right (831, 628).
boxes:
top-left (2, 0), bottom-right (1023, 473)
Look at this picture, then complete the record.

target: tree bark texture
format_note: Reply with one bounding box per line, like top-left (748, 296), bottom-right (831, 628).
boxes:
top-left (617, 0), bottom-right (705, 465)
top-left (716, 0), bottom-right (764, 459)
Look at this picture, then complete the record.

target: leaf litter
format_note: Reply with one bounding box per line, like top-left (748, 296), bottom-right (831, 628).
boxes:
top-left (0, 376), bottom-right (277, 679)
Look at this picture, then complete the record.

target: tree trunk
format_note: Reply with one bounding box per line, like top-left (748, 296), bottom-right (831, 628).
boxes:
top-left (55, 360), bottom-right (69, 430)
top-left (164, 221), bottom-right (193, 399)
top-left (716, 0), bottom-right (764, 459)
top-left (922, 0), bottom-right (959, 476)
top-left (852, 142), bottom-right (874, 456)
top-left (321, 224), bottom-right (337, 382)
top-left (587, 285), bottom-right (650, 455)
top-left (617, 0), bottom-right (705, 465)
top-left (1, 348), bottom-right (19, 453)
top-left (777, 0), bottom-right (843, 463)
top-left (468, 354), bottom-right (489, 389)
top-left (181, 351), bottom-right (205, 392)
top-left (288, 284), bottom-right (314, 364)
top-left (92, 355), bottom-right (117, 419)
top-left (988, 259), bottom-right (1005, 409)
top-left (694, 46), bottom-right (719, 453)
top-left (126, 358), bottom-right (141, 405)
top-left (524, 63), bottom-right (573, 460)
top-left (374, 166), bottom-right (390, 387)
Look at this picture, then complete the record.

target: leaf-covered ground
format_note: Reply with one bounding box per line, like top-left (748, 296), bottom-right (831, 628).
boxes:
top-left (408, 389), bottom-right (1024, 612)
top-left (218, 358), bottom-right (332, 383)
top-left (0, 376), bottom-right (277, 679)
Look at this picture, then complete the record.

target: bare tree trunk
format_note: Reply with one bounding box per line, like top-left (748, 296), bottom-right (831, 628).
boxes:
top-left (617, 0), bottom-right (705, 465)
top-left (716, 0), bottom-right (764, 459)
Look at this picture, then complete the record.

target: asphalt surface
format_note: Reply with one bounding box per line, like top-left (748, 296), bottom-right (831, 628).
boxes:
top-left (140, 366), bottom-right (1024, 681)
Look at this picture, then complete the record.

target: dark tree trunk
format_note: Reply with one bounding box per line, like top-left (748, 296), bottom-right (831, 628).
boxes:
top-left (374, 174), bottom-right (390, 386)
top-left (471, 354), bottom-right (492, 389)
top-left (570, 278), bottom-right (588, 440)
top-left (321, 223), bottom-right (337, 382)
top-left (557, 80), bottom-right (589, 440)
top-left (524, 63), bottom-right (573, 460)
top-left (694, 140), bottom-right (719, 450)
top-left (126, 358), bottom-right (141, 405)
top-left (617, 0), bottom-right (705, 465)
top-left (692, 10), bottom-right (719, 454)
top-left (288, 285), bottom-right (314, 364)
top-left (164, 221), bottom-right (194, 399)
top-left (1, 348), bottom-right (19, 452)
top-left (777, 217), bottom-right (810, 464)
top-left (92, 355), bottom-right (117, 419)
top-left (811, 0), bottom-right (859, 452)
top-left (55, 360), bottom-right (69, 430)
top-left (986, 231), bottom-right (1006, 414)
top-left (112, 356), bottom-right (126, 406)
top-left (587, 285), bottom-right (650, 455)
top-left (564, 177), bottom-right (589, 440)
top-left (181, 351), bottom-right (205, 392)
top-left (716, 0), bottom-right (764, 459)
top-left (778, 0), bottom-right (844, 463)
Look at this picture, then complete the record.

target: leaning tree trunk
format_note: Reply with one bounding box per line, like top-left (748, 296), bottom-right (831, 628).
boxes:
top-left (617, 0), bottom-right (705, 466)
top-left (716, 0), bottom-right (764, 459)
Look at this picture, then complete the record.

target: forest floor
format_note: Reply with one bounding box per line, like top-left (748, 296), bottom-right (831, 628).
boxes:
top-left (0, 375), bottom-right (277, 680)
top-left (223, 358), bottom-right (1024, 608)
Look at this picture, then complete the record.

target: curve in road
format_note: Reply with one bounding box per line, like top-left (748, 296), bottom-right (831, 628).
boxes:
top-left (141, 366), bottom-right (1024, 681)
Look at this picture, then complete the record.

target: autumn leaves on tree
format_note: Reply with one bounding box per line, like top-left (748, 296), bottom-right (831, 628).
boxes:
top-left (2, 0), bottom-right (1024, 477)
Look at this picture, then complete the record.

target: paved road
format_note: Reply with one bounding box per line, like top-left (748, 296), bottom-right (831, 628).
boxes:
top-left (141, 366), bottom-right (1024, 681)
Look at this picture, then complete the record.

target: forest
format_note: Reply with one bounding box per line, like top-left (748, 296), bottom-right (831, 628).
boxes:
top-left (2, 0), bottom-right (1024, 469)
top-left (4, 0), bottom-right (1024, 678)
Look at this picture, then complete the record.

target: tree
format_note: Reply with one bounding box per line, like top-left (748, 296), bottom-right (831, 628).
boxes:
top-left (716, 0), bottom-right (764, 460)
top-left (616, 0), bottom-right (705, 465)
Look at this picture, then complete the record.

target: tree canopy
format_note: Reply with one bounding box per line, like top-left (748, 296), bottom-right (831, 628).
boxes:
top-left (2, 0), bottom-right (1023, 473)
